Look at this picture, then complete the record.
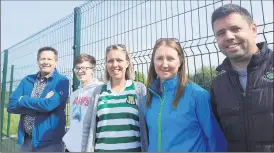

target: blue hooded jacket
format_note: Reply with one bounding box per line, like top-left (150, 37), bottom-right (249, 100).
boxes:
top-left (142, 76), bottom-right (227, 152)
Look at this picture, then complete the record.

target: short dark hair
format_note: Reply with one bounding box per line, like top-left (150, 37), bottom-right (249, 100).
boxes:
top-left (37, 46), bottom-right (58, 60)
top-left (211, 4), bottom-right (253, 29)
top-left (74, 53), bottom-right (96, 66)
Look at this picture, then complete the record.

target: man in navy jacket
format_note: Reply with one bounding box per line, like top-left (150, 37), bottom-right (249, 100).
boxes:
top-left (7, 46), bottom-right (69, 152)
top-left (210, 4), bottom-right (273, 152)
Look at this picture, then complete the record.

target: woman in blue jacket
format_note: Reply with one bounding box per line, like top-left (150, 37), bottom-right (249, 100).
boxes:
top-left (143, 38), bottom-right (226, 152)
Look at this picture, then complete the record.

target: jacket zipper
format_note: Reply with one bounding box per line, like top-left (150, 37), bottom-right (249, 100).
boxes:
top-left (148, 86), bottom-right (166, 152)
top-left (236, 73), bottom-right (249, 151)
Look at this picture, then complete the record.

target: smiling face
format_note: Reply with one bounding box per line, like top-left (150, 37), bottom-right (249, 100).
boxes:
top-left (106, 49), bottom-right (129, 81)
top-left (213, 13), bottom-right (258, 61)
top-left (37, 50), bottom-right (57, 76)
top-left (74, 61), bottom-right (94, 83)
top-left (154, 46), bottom-right (181, 82)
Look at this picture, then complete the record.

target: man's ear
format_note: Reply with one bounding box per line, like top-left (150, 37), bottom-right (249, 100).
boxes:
top-left (55, 60), bottom-right (58, 68)
top-left (251, 22), bottom-right (257, 38)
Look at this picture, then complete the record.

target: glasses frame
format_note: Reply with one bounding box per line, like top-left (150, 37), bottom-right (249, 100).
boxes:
top-left (73, 66), bottom-right (94, 72)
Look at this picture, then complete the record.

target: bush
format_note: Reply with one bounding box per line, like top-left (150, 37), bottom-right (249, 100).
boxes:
top-left (189, 66), bottom-right (217, 91)
top-left (134, 71), bottom-right (148, 86)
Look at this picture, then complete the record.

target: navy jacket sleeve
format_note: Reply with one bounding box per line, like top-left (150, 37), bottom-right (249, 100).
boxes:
top-left (17, 78), bottom-right (69, 112)
top-left (195, 90), bottom-right (227, 152)
top-left (7, 78), bottom-right (35, 115)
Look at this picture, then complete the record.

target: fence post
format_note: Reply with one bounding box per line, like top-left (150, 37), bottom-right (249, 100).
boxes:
top-left (0, 49), bottom-right (9, 150)
top-left (7, 65), bottom-right (14, 136)
top-left (72, 7), bottom-right (81, 91)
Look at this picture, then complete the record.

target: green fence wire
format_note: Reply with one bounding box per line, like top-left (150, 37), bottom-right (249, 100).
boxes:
top-left (1, 0), bottom-right (273, 152)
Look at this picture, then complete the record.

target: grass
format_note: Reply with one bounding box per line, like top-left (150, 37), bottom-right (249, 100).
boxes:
top-left (3, 108), bottom-right (20, 136)
top-left (1, 99), bottom-right (21, 152)
top-left (2, 92), bottom-right (20, 136)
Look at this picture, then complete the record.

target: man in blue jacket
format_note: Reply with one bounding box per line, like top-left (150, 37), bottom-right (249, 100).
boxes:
top-left (7, 46), bottom-right (69, 152)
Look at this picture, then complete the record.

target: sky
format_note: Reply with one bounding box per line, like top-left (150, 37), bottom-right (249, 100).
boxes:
top-left (1, 1), bottom-right (87, 50)
top-left (0, 0), bottom-right (273, 91)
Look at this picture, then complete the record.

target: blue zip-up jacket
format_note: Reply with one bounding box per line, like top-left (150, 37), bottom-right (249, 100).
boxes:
top-left (142, 76), bottom-right (227, 152)
top-left (7, 70), bottom-right (69, 148)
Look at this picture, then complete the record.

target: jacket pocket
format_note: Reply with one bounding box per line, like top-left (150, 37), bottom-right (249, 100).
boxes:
top-left (251, 113), bottom-right (274, 142)
top-left (221, 116), bottom-right (244, 141)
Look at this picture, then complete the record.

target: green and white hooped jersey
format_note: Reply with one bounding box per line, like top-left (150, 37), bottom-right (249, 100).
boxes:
top-left (95, 80), bottom-right (141, 152)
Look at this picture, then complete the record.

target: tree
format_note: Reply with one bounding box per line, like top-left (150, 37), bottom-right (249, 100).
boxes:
top-left (134, 71), bottom-right (148, 86)
top-left (189, 66), bottom-right (217, 91)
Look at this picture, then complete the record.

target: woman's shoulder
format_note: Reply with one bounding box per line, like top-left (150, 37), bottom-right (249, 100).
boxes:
top-left (184, 82), bottom-right (210, 99)
top-left (186, 81), bottom-right (208, 92)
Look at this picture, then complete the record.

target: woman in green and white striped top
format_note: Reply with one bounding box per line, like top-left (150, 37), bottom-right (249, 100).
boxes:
top-left (81, 44), bottom-right (148, 152)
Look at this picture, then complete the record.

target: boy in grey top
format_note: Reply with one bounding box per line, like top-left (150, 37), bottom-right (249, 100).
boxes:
top-left (63, 54), bottom-right (103, 152)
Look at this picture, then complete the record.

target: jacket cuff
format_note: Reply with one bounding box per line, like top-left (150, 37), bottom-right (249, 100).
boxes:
top-left (18, 96), bottom-right (28, 107)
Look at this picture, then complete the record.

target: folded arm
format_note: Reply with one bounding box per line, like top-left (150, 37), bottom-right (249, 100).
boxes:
top-left (7, 78), bottom-right (35, 115)
top-left (17, 78), bottom-right (69, 112)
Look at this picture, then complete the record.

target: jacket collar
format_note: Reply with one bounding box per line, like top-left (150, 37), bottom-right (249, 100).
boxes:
top-left (149, 75), bottom-right (179, 94)
top-left (216, 42), bottom-right (270, 88)
top-left (106, 79), bottom-right (133, 92)
top-left (216, 42), bottom-right (269, 72)
top-left (26, 69), bottom-right (59, 83)
top-left (37, 71), bottom-right (54, 80)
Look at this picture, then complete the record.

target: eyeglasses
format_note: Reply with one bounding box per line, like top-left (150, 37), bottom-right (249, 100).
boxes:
top-left (73, 66), bottom-right (94, 72)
